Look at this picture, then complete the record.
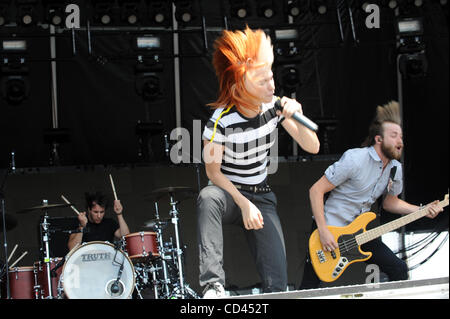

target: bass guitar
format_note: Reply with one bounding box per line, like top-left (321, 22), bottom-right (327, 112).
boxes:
top-left (309, 194), bottom-right (448, 282)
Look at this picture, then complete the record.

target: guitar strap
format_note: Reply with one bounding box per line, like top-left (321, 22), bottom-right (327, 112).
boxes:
top-left (390, 166), bottom-right (397, 180)
top-left (387, 165), bottom-right (397, 193)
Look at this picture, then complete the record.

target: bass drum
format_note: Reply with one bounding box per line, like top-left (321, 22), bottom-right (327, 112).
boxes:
top-left (61, 241), bottom-right (135, 299)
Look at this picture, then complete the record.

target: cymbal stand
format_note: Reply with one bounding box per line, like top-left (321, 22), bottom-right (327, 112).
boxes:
top-left (1, 167), bottom-right (11, 299)
top-left (40, 200), bottom-right (54, 299)
top-left (168, 195), bottom-right (186, 298)
top-left (154, 202), bottom-right (170, 298)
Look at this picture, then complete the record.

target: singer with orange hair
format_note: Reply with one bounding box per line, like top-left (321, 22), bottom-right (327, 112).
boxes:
top-left (197, 26), bottom-right (320, 298)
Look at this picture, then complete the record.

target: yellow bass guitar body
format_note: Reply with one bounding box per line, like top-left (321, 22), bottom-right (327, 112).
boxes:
top-left (308, 212), bottom-right (376, 282)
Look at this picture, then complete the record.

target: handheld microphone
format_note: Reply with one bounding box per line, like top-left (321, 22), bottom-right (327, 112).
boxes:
top-left (274, 99), bottom-right (319, 132)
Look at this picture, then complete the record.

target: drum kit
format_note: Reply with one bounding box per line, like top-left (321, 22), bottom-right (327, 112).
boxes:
top-left (0, 185), bottom-right (200, 299)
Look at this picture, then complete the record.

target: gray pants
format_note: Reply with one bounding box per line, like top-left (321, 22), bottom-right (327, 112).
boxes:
top-left (197, 185), bottom-right (287, 293)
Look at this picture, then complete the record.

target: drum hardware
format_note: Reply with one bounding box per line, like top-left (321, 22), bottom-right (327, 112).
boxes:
top-left (145, 186), bottom-right (197, 204)
top-left (153, 201), bottom-right (171, 298)
top-left (136, 188), bottom-right (200, 299)
top-left (110, 246), bottom-right (126, 297)
top-left (168, 193), bottom-right (187, 298)
top-left (34, 257), bottom-right (64, 299)
top-left (129, 201), bottom-right (170, 299)
top-left (133, 262), bottom-right (162, 299)
top-left (133, 264), bottom-right (149, 299)
top-left (143, 218), bottom-right (169, 231)
top-left (1, 166), bottom-right (17, 299)
top-left (40, 201), bottom-right (55, 299)
top-left (16, 203), bottom-right (71, 214)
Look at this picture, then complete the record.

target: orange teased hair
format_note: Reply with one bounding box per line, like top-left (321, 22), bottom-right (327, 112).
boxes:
top-left (208, 26), bottom-right (269, 113)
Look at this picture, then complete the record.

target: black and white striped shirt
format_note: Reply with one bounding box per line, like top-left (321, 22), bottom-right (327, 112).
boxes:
top-left (202, 99), bottom-right (283, 185)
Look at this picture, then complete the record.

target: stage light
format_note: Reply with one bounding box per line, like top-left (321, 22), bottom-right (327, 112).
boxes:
top-left (135, 56), bottom-right (164, 101)
top-left (229, 0), bottom-right (250, 19)
top-left (257, 0), bottom-right (276, 19)
top-left (147, 0), bottom-right (172, 26)
top-left (43, 1), bottom-right (65, 26)
top-left (274, 29), bottom-right (299, 41)
top-left (119, 0), bottom-right (140, 25)
top-left (174, 0), bottom-right (195, 25)
top-left (142, 75), bottom-right (160, 99)
top-left (396, 17), bottom-right (425, 53)
top-left (311, 0), bottom-right (330, 15)
top-left (273, 29), bottom-right (299, 57)
top-left (285, 0), bottom-right (302, 17)
top-left (16, 0), bottom-right (39, 26)
top-left (2, 39), bottom-right (27, 52)
top-left (397, 17), bottom-right (423, 35)
top-left (280, 65), bottom-right (300, 94)
top-left (92, 1), bottom-right (115, 25)
top-left (285, 0), bottom-right (310, 17)
top-left (1, 76), bottom-right (29, 105)
top-left (399, 51), bottom-right (427, 78)
top-left (396, 17), bottom-right (424, 53)
top-left (1, 58), bottom-right (30, 106)
top-left (382, 0), bottom-right (399, 9)
top-left (396, 16), bottom-right (426, 79)
top-left (135, 35), bottom-right (161, 50)
top-left (49, 10), bottom-right (63, 25)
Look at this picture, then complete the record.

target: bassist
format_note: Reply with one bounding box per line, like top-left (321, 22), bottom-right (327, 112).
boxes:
top-left (299, 101), bottom-right (443, 289)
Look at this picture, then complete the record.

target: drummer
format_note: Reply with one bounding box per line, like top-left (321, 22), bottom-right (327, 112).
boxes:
top-left (67, 191), bottom-right (130, 251)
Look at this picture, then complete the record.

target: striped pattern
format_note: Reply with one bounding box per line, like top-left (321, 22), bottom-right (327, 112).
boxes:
top-left (203, 100), bottom-right (283, 185)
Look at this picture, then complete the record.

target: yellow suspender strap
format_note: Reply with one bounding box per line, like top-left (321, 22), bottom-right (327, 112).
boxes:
top-left (210, 105), bottom-right (232, 143)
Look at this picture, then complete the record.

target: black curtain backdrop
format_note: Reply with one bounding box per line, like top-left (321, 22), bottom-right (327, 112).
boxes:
top-left (0, 1), bottom-right (448, 231)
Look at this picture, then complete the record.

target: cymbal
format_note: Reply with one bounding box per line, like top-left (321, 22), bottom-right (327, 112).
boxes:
top-left (0, 213), bottom-right (18, 232)
top-left (142, 218), bottom-right (170, 230)
top-left (16, 203), bottom-right (72, 214)
top-left (145, 186), bottom-right (197, 202)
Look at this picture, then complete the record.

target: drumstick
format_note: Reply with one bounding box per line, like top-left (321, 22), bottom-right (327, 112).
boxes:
top-left (109, 174), bottom-right (118, 200)
top-left (7, 244), bottom-right (18, 263)
top-left (61, 195), bottom-right (80, 215)
top-left (9, 251), bottom-right (28, 268)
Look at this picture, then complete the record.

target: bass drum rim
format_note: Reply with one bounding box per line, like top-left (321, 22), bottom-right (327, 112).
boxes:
top-left (61, 241), bottom-right (135, 299)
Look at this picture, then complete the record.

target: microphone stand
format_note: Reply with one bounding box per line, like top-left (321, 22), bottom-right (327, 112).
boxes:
top-left (1, 168), bottom-right (11, 299)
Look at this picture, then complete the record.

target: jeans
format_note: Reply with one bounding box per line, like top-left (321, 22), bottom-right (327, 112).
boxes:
top-left (197, 185), bottom-right (288, 293)
top-left (299, 225), bottom-right (409, 289)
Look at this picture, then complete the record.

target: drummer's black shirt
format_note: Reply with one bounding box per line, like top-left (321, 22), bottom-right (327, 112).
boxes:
top-left (81, 218), bottom-right (119, 243)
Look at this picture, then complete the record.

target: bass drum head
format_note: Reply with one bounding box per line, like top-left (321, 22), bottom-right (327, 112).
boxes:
top-left (62, 241), bottom-right (135, 299)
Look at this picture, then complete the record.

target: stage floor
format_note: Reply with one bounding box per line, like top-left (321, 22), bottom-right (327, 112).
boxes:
top-left (228, 277), bottom-right (449, 299)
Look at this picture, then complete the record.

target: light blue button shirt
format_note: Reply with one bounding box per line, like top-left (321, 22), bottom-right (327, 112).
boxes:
top-left (323, 146), bottom-right (403, 227)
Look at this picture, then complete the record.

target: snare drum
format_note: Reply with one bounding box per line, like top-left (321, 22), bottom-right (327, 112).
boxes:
top-left (124, 232), bottom-right (159, 262)
top-left (60, 241), bottom-right (135, 299)
top-left (6, 267), bottom-right (36, 299)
